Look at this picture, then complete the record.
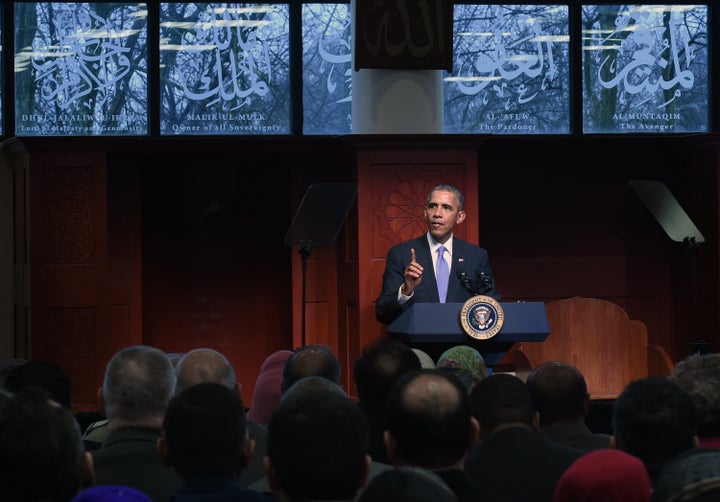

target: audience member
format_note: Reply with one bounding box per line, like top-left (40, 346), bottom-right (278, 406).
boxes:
top-left (265, 376), bottom-right (372, 501)
top-left (354, 337), bottom-right (421, 463)
top-left (664, 480), bottom-right (720, 502)
top-left (247, 349), bottom-right (294, 426)
top-left (173, 347), bottom-right (268, 487)
top-left (174, 348), bottom-right (237, 394)
top-left (526, 360), bottom-right (611, 451)
top-left (385, 368), bottom-right (493, 502)
top-left (0, 387), bottom-right (10, 408)
top-left (71, 485), bottom-right (153, 502)
top-left (4, 359), bottom-right (72, 408)
top-left (465, 373), bottom-right (584, 502)
top-left (358, 466), bottom-right (458, 502)
top-left (80, 350), bottom-right (206, 450)
top-left (652, 447), bottom-right (720, 502)
top-left (671, 353), bottom-right (720, 448)
top-left (248, 340), bottom-right (343, 484)
top-left (281, 343), bottom-right (341, 392)
top-left (91, 345), bottom-right (181, 501)
top-left (1, 359), bottom-right (105, 445)
top-left (611, 376), bottom-right (698, 481)
top-left (0, 387), bottom-right (94, 501)
top-left (82, 416), bottom-right (110, 450)
top-left (411, 348), bottom-right (436, 368)
top-left (436, 345), bottom-right (488, 392)
top-left (159, 382), bottom-right (272, 501)
top-left (0, 357), bottom-right (26, 387)
top-left (74, 409), bottom-right (106, 441)
top-left (553, 449), bottom-right (651, 502)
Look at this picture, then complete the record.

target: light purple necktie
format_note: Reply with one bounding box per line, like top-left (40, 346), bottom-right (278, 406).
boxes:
top-left (436, 245), bottom-right (449, 303)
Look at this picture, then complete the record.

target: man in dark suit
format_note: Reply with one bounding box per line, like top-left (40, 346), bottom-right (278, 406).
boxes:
top-left (91, 345), bottom-right (181, 501)
top-left (265, 376), bottom-right (372, 501)
top-left (375, 184), bottom-right (500, 325)
top-left (464, 373), bottom-right (584, 502)
top-left (384, 368), bottom-right (498, 502)
top-left (0, 387), bottom-right (94, 501)
top-left (353, 337), bottom-right (421, 464)
top-left (159, 382), bottom-right (272, 501)
top-left (525, 361), bottom-right (611, 451)
top-left (174, 347), bottom-right (269, 488)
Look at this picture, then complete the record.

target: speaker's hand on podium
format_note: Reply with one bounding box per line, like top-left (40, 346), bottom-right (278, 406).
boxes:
top-left (401, 248), bottom-right (424, 296)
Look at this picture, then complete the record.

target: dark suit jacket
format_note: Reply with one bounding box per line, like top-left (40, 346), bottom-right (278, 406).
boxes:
top-left (248, 460), bottom-right (392, 494)
top-left (92, 427), bottom-right (182, 502)
top-left (464, 426), bottom-right (585, 502)
top-left (538, 421), bottom-right (612, 452)
top-left (172, 476), bottom-right (274, 501)
top-left (435, 468), bottom-right (502, 502)
top-left (376, 235), bottom-right (500, 324)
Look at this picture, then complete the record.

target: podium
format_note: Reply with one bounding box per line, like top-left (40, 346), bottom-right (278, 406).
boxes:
top-left (386, 302), bottom-right (550, 367)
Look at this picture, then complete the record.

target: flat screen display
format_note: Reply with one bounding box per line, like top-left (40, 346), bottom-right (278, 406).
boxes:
top-left (444, 4), bottom-right (570, 134)
top-left (14, 2), bottom-right (149, 136)
top-left (159, 3), bottom-right (291, 135)
top-left (302, 3), bottom-right (352, 135)
top-left (582, 4), bottom-right (709, 133)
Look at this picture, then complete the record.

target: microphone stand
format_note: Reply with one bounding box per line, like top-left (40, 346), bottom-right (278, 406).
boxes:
top-left (298, 240), bottom-right (312, 348)
top-left (283, 182), bottom-right (357, 349)
top-left (458, 271), bottom-right (493, 296)
top-left (458, 272), bottom-right (476, 295)
top-left (684, 237), bottom-right (709, 354)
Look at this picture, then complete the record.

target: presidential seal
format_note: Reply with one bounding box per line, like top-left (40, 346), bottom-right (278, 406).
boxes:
top-left (460, 295), bottom-right (504, 340)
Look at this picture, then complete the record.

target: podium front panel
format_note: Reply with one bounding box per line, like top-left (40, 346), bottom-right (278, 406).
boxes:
top-left (386, 301), bottom-right (549, 366)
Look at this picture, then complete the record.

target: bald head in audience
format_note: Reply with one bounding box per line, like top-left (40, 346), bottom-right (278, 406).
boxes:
top-left (174, 348), bottom-right (238, 395)
top-left (385, 368), bottom-right (478, 470)
top-left (281, 344), bottom-right (341, 393)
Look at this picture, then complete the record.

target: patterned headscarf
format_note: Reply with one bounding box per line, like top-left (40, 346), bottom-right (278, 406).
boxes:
top-left (436, 345), bottom-right (488, 387)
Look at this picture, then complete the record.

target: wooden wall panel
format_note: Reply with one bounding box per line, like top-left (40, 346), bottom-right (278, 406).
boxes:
top-left (27, 153), bottom-right (110, 411)
top-left (0, 149), bottom-right (14, 360)
top-left (139, 161), bottom-right (294, 404)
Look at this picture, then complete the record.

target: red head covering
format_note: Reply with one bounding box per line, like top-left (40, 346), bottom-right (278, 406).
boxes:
top-left (553, 449), bottom-right (651, 502)
top-left (247, 349), bottom-right (294, 426)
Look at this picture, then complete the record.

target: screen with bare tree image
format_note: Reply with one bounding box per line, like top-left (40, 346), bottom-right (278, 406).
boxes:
top-left (582, 4), bottom-right (708, 133)
top-left (14, 2), bottom-right (149, 136)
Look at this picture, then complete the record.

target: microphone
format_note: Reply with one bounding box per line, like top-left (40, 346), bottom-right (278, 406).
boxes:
top-left (478, 272), bottom-right (493, 295)
top-left (457, 270), bottom-right (476, 295)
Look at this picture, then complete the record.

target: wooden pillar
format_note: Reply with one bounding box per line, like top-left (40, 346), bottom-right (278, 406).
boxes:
top-left (8, 144), bottom-right (143, 412)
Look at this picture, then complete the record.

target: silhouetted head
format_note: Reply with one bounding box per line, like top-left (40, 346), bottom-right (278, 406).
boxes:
top-left (526, 361), bottom-right (589, 425)
top-left (174, 348), bottom-right (237, 395)
top-left (281, 344), bottom-right (341, 392)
